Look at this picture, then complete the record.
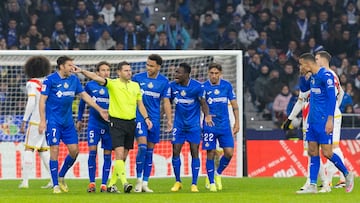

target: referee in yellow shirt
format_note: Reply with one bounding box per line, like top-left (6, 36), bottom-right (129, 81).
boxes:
top-left (73, 61), bottom-right (153, 193)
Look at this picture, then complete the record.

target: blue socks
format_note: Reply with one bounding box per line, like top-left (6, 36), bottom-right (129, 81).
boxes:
top-left (217, 156), bottom-right (231, 175)
top-left (88, 150), bottom-right (96, 183)
top-left (136, 144), bottom-right (147, 179)
top-left (329, 153), bottom-right (349, 176)
top-left (143, 148), bottom-right (154, 182)
top-left (102, 153), bottom-right (112, 185)
top-left (50, 159), bottom-right (58, 186)
top-left (59, 155), bottom-right (76, 178)
top-left (309, 156), bottom-right (320, 185)
top-left (191, 158), bottom-right (200, 185)
top-left (206, 159), bottom-right (215, 184)
top-left (172, 156), bottom-right (181, 182)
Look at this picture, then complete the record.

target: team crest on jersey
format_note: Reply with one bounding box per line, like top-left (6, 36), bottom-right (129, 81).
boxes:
top-left (99, 88), bottom-right (105, 95)
top-left (214, 89), bottom-right (220, 95)
top-left (147, 82), bottom-right (154, 89)
top-left (64, 82), bottom-right (69, 89)
top-left (180, 90), bottom-right (186, 97)
top-left (327, 79), bottom-right (333, 85)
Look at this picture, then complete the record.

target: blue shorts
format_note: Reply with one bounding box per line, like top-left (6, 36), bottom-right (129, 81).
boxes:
top-left (171, 126), bottom-right (201, 144)
top-left (135, 120), bottom-right (160, 143)
top-left (306, 121), bottom-right (333, 144)
top-left (202, 126), bottom-right (234, 150)
top-left (46, 122), bottom-right (78, 146)
top-left (87, 125), bottom-right (112, 150)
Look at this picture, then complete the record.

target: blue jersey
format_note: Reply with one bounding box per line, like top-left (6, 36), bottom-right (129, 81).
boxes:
top-left (306, 67), bottom-right (336, 124)
top-left (132, 72), bottom-right (170, 122)
top-left (203, 79), bottom-right (236, 129)
top-left (41, 72), bottom-right (84, 126)
top-left (77, 80), bottom-right (109, 128)
top-left (299, 76), bottom-right (310, 92)
top-left (170, 79), bottom-right (204, 129)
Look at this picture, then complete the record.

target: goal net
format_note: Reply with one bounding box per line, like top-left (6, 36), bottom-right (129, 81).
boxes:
top-left (0, 50), bottom-right (243, 179)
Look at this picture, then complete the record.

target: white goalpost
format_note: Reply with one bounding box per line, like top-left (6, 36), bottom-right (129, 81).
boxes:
top-left (0, 50), bottom-right (243, 179)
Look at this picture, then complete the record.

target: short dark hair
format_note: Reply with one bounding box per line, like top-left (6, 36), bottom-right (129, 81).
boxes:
top-left (117, 61), bottom-right (130, 70)
top-left (179, 62), bottom-right (191, 74)
top-left (24, 56), bottom-right (51, 78)
top-left (299, 53), bottom-right (315, 63)
top-left (208, 63), bottom-right (222, 71)
top-left (148, 54), bottom-right (163, 66)
top-left (316, 50), bottom-right (332, 62)
top-left (56, 55), bottom-right (73, 69)
top-left (96, 61), bottom-right (111, 72)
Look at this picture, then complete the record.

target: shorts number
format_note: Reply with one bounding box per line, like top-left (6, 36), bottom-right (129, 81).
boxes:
top-left (136, 122), bottom-right (142, 130)
top-left (203, 133), bottom-right (214, 142)
top-left (172, 128), bottom-right (177, 136)
top-left (89, 130), bottom-right (95, 139)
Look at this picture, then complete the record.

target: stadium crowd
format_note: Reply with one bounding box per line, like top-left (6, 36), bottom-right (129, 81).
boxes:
top-left (0, 0), bottom-right (360, 127)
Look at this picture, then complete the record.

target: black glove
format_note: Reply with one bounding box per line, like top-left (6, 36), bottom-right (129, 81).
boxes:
top-left (282, 119), bottom-right (292, 130)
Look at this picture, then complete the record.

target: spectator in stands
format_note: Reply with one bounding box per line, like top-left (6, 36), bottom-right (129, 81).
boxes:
top-left (110, 12), bottom-right (126, 43)
top-left (120, 22), bottom-right (140, 50)
top-left (177, 0), bottom-right (191, 27)
top-left (95, 29), bottom-right (116, 50)
top-left (37, 1), bottom-right (56, 37)
top-left (91, 14), bottom-right (110, 43)
top-left (228, 12), bottom-right (243, 34)
top-left (52, 31), bottom-right (72, 50)
top-left (340, 82), bottom-right (354, 113)
top-left (245, 53), bottom-right (262, 107)
top-left (238, 20), bottom-right (259, 48)
top-left (87, 0), bottom-right (104, 15)
top-left (281, 2), bottom-right (296, 43)
top-left (74, 16), bottom-right (88, 44)
top-left (75, 31), bottom-right (94, 50)
top-left (254, 64), bottom-right (270, 113)
top-left (199, 14), bottom-right (218, 50)
top-left (5, 18), bottom-right (19, 48)
top-left (99, 0), bottom-right (116, 25)
top-left (342, 104), bottom-right (360, 128)
top-left (157, 13), bottom-right (190, 50)
top-left (199, 7), bottom-right (220, 27)
top-left (305, 37), bottom-right (324, 54)
top-left (3, 0), bottom-right (29, 34)
top-left (75, 0), bottom-right (90, 19)
top-left (290, 8), bottom-right (311, 45)
top-left (34, 39), bottom-right (46, 50)
top-left (0, 37), bottom-right (7, 50)
top-left (255, 9), bottom-right (271, 32)
top-left (26, 25), bottom-right (42, 49)
top-left (280, 62), bottom-right (298, 91)
top-left (42, 35), bottom-right (52, 50)
top-left (263, 69), bottom-right (283, 120)
top-left (134, 14), bottom-right (148, 46)
top-left (354, 71), bottom-right (360, 90)
top-left (18, 34), bottom-right (31, 50)
top-left (314, 10), bottom-right (331, 46)
top-left (266, 19), bottom-right (283, 50)
top-left (143, 23), bottom-right (157, 50)
top-left (214, 23), bottom-right (228, 50)
top-left (121, 0), bottom-right (137, 21)
top-left (223, 28), bottom-right (245, 50)
top-left (153, 31), bottom-right (172, 50)
top-left (220, 3), bottom-right (235, 25)
top-left (51, 20), bottom-right (65, 42)
top-left (272, 84), bottom-right (291, 127)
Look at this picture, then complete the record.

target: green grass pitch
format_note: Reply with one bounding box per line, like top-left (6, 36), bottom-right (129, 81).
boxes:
top-left (1, 177), bottom-right (359, 203)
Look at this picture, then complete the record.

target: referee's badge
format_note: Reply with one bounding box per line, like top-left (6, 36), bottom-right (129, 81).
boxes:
top-left (181, 90), bottom-right (186, 97)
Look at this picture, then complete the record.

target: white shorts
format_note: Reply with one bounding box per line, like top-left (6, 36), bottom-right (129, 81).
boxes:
top-left (24, 123), bottom-right (49, 150)
top-left (332, 114), bottom-right (342, 144)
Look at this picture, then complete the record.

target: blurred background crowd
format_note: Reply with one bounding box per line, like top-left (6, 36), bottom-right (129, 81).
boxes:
top-left (0, 0), bottom-right (360, 128)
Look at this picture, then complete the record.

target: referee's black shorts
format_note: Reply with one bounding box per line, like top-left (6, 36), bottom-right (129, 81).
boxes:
top-left (109, 116), bottom-right (136, 150)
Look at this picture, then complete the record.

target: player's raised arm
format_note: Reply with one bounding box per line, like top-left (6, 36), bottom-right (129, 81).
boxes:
top-left (73, 65), bottom-right (107, 86)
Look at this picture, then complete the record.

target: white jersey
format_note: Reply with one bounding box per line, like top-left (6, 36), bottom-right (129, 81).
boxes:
top-left (329, 69), bottom-right (343, 117)
top-left (23, 78), bottom-right (43, 124)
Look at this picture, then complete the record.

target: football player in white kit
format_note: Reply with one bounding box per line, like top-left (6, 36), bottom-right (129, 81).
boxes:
top-left (19, 56), bottom-right (52, 189)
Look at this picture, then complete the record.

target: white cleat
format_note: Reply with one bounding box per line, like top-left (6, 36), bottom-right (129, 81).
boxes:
top-left (18, 181), bottom-right (29, 189)
top-left (345, 172), bottom-right (355, 193)
top-left (41, 181), bottom-right (53, 189)
top-left (296, 184), bottom-right (317, 194)
top-left (142, 184), bottom-right (154, 193)
top-left (134, 180), bottom-right (142, 193)
top-left (319, 185), bottom-right (331, 193)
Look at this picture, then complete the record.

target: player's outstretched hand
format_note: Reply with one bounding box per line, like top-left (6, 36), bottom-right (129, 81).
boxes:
top-left (205, 115), bottom-right (215, 127)
top-left (165, 120), bottom-right (173, 133)
top-left (282, 119), bottom-right (292, 131)
top-left (145, 118), bottom-right (153, 130)
top-left (72, 65), bottom-right (82, 73)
